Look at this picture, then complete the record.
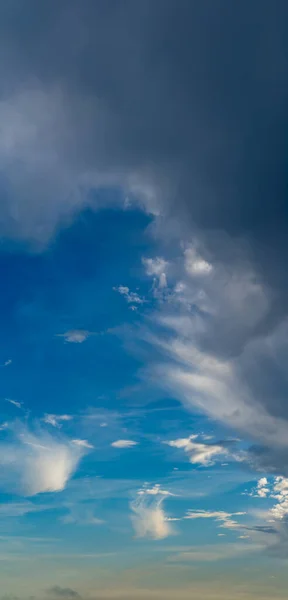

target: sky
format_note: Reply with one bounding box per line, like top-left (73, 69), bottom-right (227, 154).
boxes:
top-left (0, 1), bottom-right (288, 599)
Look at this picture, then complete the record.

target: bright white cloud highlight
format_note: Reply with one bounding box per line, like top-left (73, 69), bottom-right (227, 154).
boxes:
top-left (184, 509), bottom-right (246, 530)
top-left (184, 247), bottom-right (213, 276)
top-left (166, 435), bottom-right (228, 466)
top-left (0, 429), bottom-right (85, 496)
top-left (111, 440), bottom-right (138, 448)
top-left (130, 484), bottom-right (174, 540)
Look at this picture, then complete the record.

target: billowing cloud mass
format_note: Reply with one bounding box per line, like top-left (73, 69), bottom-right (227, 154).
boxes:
top-left (0, 2), bottom-right (287, 476)
top-left (130, 485), bottom-right (174, 540)
top-left (0, 429), bottom-right (85, 496)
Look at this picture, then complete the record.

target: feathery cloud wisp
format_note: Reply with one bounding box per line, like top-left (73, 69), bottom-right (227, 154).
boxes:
top-left (166, 435), bottom-right (228, 466)
top-left (44, 414), bottom-right (73, 428)
top-left (0, 429), bottom-right (86, 496)
top-left (130, 485), bottom-right (174, 540)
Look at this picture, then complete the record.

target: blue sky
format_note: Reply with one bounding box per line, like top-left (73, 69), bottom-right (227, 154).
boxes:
top-left (1, 2), bottom-right (288, 599)
top-left (0, 204), bottom-right (287, 600)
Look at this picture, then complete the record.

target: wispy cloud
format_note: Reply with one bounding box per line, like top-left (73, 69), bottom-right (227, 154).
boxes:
top-left (111, 440), bottom-right (138, 449)
top-left (6, 399), bottom-right (22, 409)
top-left (184, 509), bottom-right (246, 530)
top-left (130, 484), bottom-right (175, 540)
top-left (0, 429), bottom-right (86, 496)
top-left (72, 439), bottom-right (94, 449)
top-left (43, 414), bottom-right (73, 428)
top-left (165, 435), bottom-right (229, 466)
top-left (1, 359), bottom-right (12, 367)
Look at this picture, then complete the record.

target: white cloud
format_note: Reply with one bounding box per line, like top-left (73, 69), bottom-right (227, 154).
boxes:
top-left (72, 439), bottom-right (94, 449)
top-left (43, 414), bottom-right (73, 428)
top-left (111, 440), bottom-right (138, 448)
top-left (184, 509), bottom-right (246, 530)
top-left (138, 484), bottom-right (174, 497)
top-left (184, 247), bottom-right (213, 276)
top-left (0, 422), bottom-right (9, 432)
top-left (130, 485), bottom-right (174, 540)
top-left (57, 330), bottom-right (92, 343)
top-left (113, 285), bottom-right (145, 305)
top-left (165, 435), bottom-right (228, 466)
top-left (0, 429), bottom-right (85, 496)
top-left (256, 477), bottom-right (270, 498)
top-left (150, 333), bottom-right (288, 450)
top-left (270, 477), bottom-right (288, 520)
top-left (6, 399), bottom-right (22, 409)
top-left (143, 257), bottom-right (169, 289)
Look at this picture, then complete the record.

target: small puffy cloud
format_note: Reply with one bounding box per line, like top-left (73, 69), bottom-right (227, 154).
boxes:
top-left (2, 359), bottom-right (12, 367)
top-left (72, 439), bottom-right (94, 449)
top-left (111, 439), bottom-right (138, 449)
top-left (138, 484), bottom-right (174, 497)
top-left (130, 484), bottom-right (174, 540)
top-left (44, 414), bottom-right (73, 428)
top-left (256, 477), bottom-right (270, 498)
top-left (184, 247), bottom-right (213, 276)
top-left (142, 256), bottom-right (169, 289)
top-left (0, 429), bottom-right (85, 496)
top-left (270, 477), bottom-right (288, 520)
top-left (113, 285), bottom-right (145, 305)
top-left (0, 422), bottom-right (9, 431)
top-left (46, 586), bottom-right (81, 599)
top-left (57, 330), bottom-right (92, 343)
top-left (165, 435), bottom-right (228, 466)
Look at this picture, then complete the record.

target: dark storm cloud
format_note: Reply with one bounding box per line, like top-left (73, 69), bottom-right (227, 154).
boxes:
top-left (0, 0), bottom-right (287, 246)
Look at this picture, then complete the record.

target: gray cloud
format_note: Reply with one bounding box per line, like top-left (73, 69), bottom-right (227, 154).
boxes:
top-left (46, 587), bottom-right (81, 599)
top-left (0, 1), bottom-right (287, 252)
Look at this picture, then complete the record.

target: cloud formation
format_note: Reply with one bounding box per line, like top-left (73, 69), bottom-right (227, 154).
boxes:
top-left (111, 440), bottom-right (138, 449)
top-left (0, 428), bottom-right (85, 496)
top-left (0, 1), bottom-right (287, 478)
top-left (130, 485), bottom-right (174, 540)
top-left (165, 435), bottom-right (229, 466)
top-left (44, 414), bottom-right (73, 428)
top-left (56, 330), bottom-right (92, 343)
